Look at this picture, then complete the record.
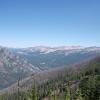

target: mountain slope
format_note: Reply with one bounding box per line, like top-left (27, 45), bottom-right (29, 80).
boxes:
top-left (0, 56), bottom-right (100, 100)
top-left (0, 47), bottom-right (40, 90)
top-left (0, 46), bottom-right (100, 90)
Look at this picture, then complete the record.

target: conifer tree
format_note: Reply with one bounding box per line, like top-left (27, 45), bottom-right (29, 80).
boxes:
top-left (64, 84), bottom-right (71, 100)
top-left (31, 85), bottom-right (38, 100)
top-left (75, 88), bottom-right (84, 100)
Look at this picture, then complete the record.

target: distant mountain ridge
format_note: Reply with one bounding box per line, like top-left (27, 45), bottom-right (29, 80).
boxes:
top-left (0, 45), bottom-right (100, 90)
top-left (14, 46), bottom-right (100, 68)
top-left (14, 46), bottom-right (100, 54)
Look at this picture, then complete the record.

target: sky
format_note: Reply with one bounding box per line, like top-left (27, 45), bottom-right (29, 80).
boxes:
top-left (0, 0), bottom-right (100, 48)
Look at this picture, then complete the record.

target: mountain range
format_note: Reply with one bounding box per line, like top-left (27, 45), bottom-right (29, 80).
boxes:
top-left (0, 46), bottom-right (100, 90)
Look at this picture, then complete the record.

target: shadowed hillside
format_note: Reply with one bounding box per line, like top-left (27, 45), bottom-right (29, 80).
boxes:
top-left (0, 56), bottom-right (100, 100)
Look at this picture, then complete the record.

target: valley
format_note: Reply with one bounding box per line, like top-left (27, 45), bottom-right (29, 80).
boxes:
top-left (0, 46), bottom-right (100, 100)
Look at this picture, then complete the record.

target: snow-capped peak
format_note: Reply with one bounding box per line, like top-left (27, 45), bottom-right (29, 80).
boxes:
top-left (21, 46), bottom-right (83, 54)
top-left (16, 46), bottom-right (100, 55)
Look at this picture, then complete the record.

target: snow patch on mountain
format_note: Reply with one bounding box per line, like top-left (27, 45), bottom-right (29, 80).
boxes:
top-left (19, 46), bottom-right (84, 54)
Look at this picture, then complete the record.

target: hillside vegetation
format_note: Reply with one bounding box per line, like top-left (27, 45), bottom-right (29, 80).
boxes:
top-left (0, 57), bottom-right (100, 100)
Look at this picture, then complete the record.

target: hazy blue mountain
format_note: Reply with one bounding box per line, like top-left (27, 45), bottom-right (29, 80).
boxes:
top-left (14, 46), bottom-right (100, 69)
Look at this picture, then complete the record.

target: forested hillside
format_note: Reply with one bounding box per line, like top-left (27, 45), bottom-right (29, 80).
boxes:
top-left (0, 46), bottom-right (100, 90)
top-left (0, 57), bottom-right (100, 100)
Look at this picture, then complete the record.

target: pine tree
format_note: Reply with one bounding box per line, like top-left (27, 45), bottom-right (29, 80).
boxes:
top-left (64, 84), bottom-right (71, 100)
top-left (75, 88), bottom-right (84, 100)
top-left (31, 85), bottom-right (38, 100)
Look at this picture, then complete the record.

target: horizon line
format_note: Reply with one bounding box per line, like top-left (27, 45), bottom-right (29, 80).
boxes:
top-left (0, 45), bottom-right (100, 49)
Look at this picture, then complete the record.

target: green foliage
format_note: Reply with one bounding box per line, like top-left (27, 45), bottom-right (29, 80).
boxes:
top-left (28, 85), bottom-right (38, 100)
top-left (0, 58), bottom-right (100, 100)
top-left (80, 76), bottom-right (100, 100)
top-left (64, 85), bottom-right (71, 100)
top-left (75, 88), bottom-right (84, 100)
